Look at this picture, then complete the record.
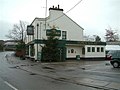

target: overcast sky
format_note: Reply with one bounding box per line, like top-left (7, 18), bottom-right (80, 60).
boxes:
top-left (0, 0), bottom-right (120, 40)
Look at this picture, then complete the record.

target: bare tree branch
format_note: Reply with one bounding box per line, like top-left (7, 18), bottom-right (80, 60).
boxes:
top-left (105, 27), bottom-right (119, 42)
top-left (5, 20), bottom-right (28, 41)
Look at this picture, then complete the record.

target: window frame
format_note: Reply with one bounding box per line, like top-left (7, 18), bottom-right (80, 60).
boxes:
top-left (92, 47), bottom-right (95, 52)
top-left (101, 47), bottom-right (104, 52)
top-left (71, 49), bottom-right (74, 53)
top-left (87, 47), bottom-right (91, 52)
top-left (97, 47), bottom-right (100, 52)
top-left (62, 31), bottom-right (67, 40)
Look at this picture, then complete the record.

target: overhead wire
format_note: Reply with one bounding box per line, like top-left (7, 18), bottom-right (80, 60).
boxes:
top-left (66, 0), bottom-right (83, 13)
top-left (48, 0), bottom-right (83, 23)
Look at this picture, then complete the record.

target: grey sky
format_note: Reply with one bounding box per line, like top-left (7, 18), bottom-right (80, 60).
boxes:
top-left (0, 0), bottom-right (120, 40)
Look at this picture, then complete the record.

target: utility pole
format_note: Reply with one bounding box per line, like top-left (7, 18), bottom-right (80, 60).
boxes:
top-left (45, 0), bottom-right (47, 31)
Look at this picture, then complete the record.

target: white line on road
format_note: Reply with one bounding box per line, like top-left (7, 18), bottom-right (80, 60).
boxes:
top-left (4, 81), bottom-right (18, 90)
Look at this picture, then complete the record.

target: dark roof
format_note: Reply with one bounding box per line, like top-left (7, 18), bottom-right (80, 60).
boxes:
top-left (4, 40), bottom-right (19, 43)
top-left (106, 41), bottom-right (120, 45)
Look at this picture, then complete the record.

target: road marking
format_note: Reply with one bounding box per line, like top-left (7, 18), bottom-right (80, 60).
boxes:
top-left (4, 81), bottom-right (18, 90)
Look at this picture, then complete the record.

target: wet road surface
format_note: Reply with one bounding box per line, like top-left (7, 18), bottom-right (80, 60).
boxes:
top-left (0, 51), bottom-right (103, 90)
top-left (0, 51), bottom-right (120, 90)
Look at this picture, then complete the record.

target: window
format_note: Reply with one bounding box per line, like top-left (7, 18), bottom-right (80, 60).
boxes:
top-left (101, 47), bottom-right (104, 52)
top-left (92, 47), bottom-right (95, 52)
top-left (82, 47), bottom-right (85, 54)
top-left (68, 50), bottom-right (70, 53)
top-left (71, 49), bottom-right (74, 53)
top-left (62, 31), bottom-right (67, 40)
top-left (30, 45), bottom-right (35, 56)
top-left (97, 47), bottom-right (100, 52)
top-left (87, 47), bottom-right (91, 52)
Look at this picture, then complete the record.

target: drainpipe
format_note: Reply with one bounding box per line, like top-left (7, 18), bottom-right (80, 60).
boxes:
top-left (37, 24), bottom-right (39, 61)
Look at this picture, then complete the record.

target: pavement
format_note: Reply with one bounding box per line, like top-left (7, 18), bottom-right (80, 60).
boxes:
top-left (8, 54), bottom-right (120, 90)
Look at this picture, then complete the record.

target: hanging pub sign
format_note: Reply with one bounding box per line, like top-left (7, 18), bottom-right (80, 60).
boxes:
top-left (27, 25), bottom-right (34, 35)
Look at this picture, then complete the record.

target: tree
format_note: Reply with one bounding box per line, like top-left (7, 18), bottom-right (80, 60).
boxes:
top-left (15, 42), bottom-right (26, 58)
top-left (84, 35), bottom-right (101, 42)
top-left (0, 40), bottom-right (4, 51)
top-left (5, 20), bottom-right (27, 42)
top-left (84, 35), bottom-right (95, 41)
top-left (42, 28), bottom-right (60, 62)
top-left (95, 35), bottom-right (101, 42)
top-left (0, 44), bottom-right (3, 51)
top-left (6, 21), bottom-right (28, 58)
top-left (105, 27), bottom-right (119, 42)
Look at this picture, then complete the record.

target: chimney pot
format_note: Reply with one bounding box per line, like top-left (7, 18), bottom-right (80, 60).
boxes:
top-left (58, 5), bottom-right (59, 9)
top-left (53, 5), bottom-right (54, 8)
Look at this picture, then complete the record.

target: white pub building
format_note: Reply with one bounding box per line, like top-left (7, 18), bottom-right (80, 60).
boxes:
top-left (25, 5), bottom-right (106, 61)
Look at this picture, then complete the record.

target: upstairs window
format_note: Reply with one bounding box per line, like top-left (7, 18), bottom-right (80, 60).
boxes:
top-left (62, 31), bottom-right (67, 40)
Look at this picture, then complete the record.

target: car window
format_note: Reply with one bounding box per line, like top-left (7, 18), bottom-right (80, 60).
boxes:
top-left (108, 50), bottom-right (120, 59)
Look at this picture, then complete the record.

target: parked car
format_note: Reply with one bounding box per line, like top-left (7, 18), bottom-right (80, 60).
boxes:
top-left (107, 50), bottom-right (120, 68)
top-left (105, 50), bottom-right (114, 60)
top-left (110, 58), bottom-right (120, 68)
top-left (105, 54), bottom-right (112, 60)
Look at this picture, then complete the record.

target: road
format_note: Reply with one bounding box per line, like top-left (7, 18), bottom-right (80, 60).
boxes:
top-left (0, 51), bottom-right (100, 90)
top-left (0, 51), bottom-right (120, 90)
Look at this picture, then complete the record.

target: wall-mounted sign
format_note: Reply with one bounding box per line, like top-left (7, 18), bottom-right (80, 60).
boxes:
top-left (46, 29), bottom-right (61, 36)
top-left (27, 25), bottom-right (34, 35)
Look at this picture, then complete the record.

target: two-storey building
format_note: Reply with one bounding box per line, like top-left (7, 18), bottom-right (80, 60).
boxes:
top-left (25, 5), bottom-right (106, 61)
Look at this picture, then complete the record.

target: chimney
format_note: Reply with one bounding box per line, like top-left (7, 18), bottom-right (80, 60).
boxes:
top-left (49, 5), bottom-right (63, 11)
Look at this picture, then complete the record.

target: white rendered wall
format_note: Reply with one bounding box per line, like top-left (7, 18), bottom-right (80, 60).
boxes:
top-left (47, 10), bottom-right (84, 41)
top-left (26, 9), bottom-right (84, 42)
top-left (66, 45), bottom-right (83, 58)
top-left (85, 45), bottom-right (105, 58)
